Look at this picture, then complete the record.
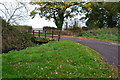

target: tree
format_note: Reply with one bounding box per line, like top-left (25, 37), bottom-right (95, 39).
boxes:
top-left (0, 1), bottom-right (29, 25)
top-left (83, 2), bottom-right (120, 29)
top-left (30, 2), bottom-right (82, 30)
top-left (84, 2), bottom-right (107, 29)
top-left (101, 2), bottom-right (120, 27)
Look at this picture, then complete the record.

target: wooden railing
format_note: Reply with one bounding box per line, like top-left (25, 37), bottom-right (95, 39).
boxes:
top-left (32, 30), bottom-right (61, 41)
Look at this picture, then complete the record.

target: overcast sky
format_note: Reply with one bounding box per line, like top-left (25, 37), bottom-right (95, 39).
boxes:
top-left (24, 14), bottom-right (57, 28)
top-left (0, 0), bottom-right (87, 28)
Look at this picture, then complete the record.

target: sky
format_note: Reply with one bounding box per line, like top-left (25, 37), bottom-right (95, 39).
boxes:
top-left (0, 0), bottom-right (59, 28)
top-left (20, 1), bottom-right (87, 28)
top-left (0, 0), bottom-right (87, 28)
top-left (24, 15), bottom-right (57, 28)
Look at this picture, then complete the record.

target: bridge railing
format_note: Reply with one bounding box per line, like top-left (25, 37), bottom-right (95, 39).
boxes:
top-left (32, 29), bottom-right (61, 41)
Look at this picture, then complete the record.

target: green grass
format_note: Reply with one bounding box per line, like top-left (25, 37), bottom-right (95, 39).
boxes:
top-left (0, 54), bottom-right (2, 80)
top-left (2, 39), bottom-right (115, 78)
top-left (81, 28), bottom-right (119, 42)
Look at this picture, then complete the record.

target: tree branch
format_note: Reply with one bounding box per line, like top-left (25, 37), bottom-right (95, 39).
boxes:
top-left (7, 5), bottom-right (24, 23)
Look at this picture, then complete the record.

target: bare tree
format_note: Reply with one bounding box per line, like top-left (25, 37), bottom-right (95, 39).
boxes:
top-left (0, 0), bottom-right (30, 25)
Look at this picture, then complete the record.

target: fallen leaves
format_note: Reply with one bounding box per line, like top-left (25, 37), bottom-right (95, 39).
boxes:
top-left (55, 71), bottom-right (58, 74)
top-left (60, 65), bottom-right (63, 68)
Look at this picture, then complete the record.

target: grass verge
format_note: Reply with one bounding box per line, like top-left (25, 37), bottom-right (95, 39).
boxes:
top-left (80, 28), bottom-right (120, 42)
top-left (0, 54), bottom-right (2, 80)
top-left (2, 39), bottom-right (115, 78)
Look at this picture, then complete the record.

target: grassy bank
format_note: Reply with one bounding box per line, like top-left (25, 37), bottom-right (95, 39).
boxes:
top-left (80, 28), bottom-right (119, 42)
top-left (2, 39), bottom-right (115, 78)
top-left (0, 54), bottom-right (2, 80)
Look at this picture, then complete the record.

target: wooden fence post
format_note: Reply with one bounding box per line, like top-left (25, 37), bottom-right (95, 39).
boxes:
top-left (58, 30), bottom-right (61, 41)
top-left (33, 30), bottom-right (34, 37)
top-left (52, 30), bottom-right (53, 39)
top-left (39, 30), bottom-right (40, 37)
top-left (45, 30), bottom-right (46, 39)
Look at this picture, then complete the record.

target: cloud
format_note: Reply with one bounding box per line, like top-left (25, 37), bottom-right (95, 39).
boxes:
top-left (26, 14), bottom-right (57, 28)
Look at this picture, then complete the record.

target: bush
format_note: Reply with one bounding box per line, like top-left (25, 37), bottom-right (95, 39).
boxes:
top-left (81, 27), bottom-right (120, 42)
top-left (2, 19), bottom-right (34, 53)
top-left (82, 27), bottom-right (88, 31)
top-left (68, 27), bottom-right (83, 33)
top-left (43, 26), bottom-right (56, 31)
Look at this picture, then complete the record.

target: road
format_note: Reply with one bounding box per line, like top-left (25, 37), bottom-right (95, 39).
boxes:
top-left (61, 36), bottom-right (120, 77)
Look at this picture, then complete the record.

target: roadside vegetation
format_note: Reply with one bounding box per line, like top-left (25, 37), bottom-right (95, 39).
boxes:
top-left (2, 39), bottom-right (115, 78)
top-left (62, 27), bottom-right (119, 42)
top-left (80, 28), bottom-right (119, 42)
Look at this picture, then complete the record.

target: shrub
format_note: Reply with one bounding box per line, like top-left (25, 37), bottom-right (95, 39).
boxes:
top-left (43, 26), bottom-right (57, 31)
top-left (82, 27), bottom-right (88, 31)
top-left (81, 27), bottom-right (120, 42)
top-left (61, 30), bottom-right (73, 36)
top-left (68, 27), bottom-right (83, 32)
top-left (2, 19), bottom-right (34, 53)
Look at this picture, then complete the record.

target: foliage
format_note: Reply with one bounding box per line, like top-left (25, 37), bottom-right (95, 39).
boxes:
top-left (82, 27), bottom-right (88, 31)
top-left (101, 2), bottom-right (120, 27)
top-left (2, 18), bottom-right (34, 53)
top-left (61, 30), bottom-right (73, 36)
top-left (62, 27), bottom-right (88, 36)
top-left (81, 28), bottom-right (120, 42)
top-left (43, 26), bottom-right (56, 31)
top-left (2, 39), bottom-right (115, 78)
top-left (68, 27), bottom-right (83, 33)
top-left (83, 2), bottom-right (120, 29)
top-left (30, 2), bottom-right (81, 30)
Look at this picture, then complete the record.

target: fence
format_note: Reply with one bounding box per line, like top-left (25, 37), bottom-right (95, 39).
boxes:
top-left (32, 29), bottom-right (61, 41)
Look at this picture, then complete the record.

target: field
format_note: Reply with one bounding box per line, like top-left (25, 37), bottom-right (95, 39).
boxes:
top-left (80, 28), bottom-right (119, 42)
top-left (2, 39), bottom-right (115, 78)
top-left (32, 28), bottom-right (43, 30)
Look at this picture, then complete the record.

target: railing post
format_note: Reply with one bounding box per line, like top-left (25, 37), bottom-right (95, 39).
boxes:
top-left (39, 30), bottom-right (40, 37)
top-left (52, 30), bottom-right (53, 39)
top-left (33, 30), bottom-right (34, 37)
top-left (58, 30), bottom-right (61, 41)
top-left (45, 30), bottom-right (46, 39)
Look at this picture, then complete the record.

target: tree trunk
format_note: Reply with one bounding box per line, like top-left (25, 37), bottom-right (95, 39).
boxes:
top-left (54, 12), bottom-right (64, 30)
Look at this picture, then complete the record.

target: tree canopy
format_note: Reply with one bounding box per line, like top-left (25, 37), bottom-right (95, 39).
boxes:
top-left (30, 2), bottom-right (82, 30)
top-left (83, 2), bottom-right (120, 29)
top-left (30, 2), bottom-right (120, 29)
